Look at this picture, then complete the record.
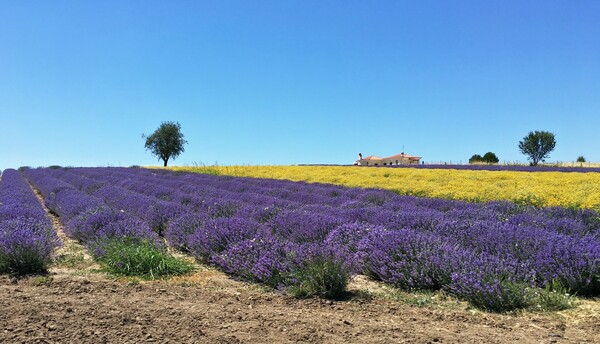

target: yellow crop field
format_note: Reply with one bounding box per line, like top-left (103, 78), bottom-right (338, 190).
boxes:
top-left (166, 165), bottom-right (600, 210)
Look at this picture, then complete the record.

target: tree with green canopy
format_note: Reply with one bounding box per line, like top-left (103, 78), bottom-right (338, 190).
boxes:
top-left (143, 121), bottom-right (187, 167)
top-left (518, 130), bottom-right (556, 166)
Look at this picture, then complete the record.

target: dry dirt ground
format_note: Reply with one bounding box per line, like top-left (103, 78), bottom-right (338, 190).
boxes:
top-left (1, 186), bottom-right (598, 343)
top-left (1, 251), bottom-right (599, 344)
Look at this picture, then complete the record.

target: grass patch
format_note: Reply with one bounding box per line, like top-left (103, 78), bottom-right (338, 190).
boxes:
top-left (287, 256), bottom-right (350, 300)
top-left (530, 280), bottom-right (578, 312)
top-left (51, 241), bottom-right (97, 271)
top-left (96, 238), bottom-right (195, 279)
top-left (30, 275), bottom-right (53, 286)
top-left (382, 289), bottom-right (439, 307)
top-left (55, 251), bottom-right (88, 269)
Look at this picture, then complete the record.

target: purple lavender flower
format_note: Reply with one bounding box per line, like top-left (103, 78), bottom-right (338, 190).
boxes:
top-left (188, 216), bottom-right (261, 261)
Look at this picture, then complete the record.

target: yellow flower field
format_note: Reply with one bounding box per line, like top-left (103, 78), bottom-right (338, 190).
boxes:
top-left (166, 165), bottom-right (600, 210)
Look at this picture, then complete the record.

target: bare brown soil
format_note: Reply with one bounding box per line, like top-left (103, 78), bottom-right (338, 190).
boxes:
top-left (1, 266), bottom-right (599, 344)
top-left (2, 181), bottom-right (597, 343)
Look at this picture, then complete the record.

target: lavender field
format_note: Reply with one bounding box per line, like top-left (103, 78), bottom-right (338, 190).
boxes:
top-left (1, 167), bottom-right (593, 311)
top-left (1, 166), bottom-right (599, 310)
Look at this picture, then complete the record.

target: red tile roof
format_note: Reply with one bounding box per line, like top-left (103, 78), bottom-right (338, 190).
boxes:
top-left (385, 153), bottom-right (422, 159)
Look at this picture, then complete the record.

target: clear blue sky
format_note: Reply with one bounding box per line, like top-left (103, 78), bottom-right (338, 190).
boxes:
top-left (1, 1), bottom-right (599, 170)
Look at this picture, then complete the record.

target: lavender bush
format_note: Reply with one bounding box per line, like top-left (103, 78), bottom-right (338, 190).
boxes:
top-left (165, 213), bottom-right (211, 251)
top-left (358, 228), bottom-right (465, 291)
top-left (0, 169), bottom-right (61, 275)
top-left (0, 219), bottom-right (60, 274)
top-left (187, 216), bottom-right (261, 261)
top-left (212, 235), bottom-right (302, 288)
top-left (450, 255), bottom-right (535, 312)
top-left (287, 249), bottom-right (351, 299)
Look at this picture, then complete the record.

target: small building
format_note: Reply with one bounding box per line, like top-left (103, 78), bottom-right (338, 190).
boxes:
top-left (355, 152), bottom-right (421, 166)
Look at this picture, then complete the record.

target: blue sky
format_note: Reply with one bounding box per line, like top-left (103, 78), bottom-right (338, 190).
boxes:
top-left (1, 1), bottom-right (599, 170)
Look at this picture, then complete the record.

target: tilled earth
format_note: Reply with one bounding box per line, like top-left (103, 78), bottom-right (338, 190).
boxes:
top-left (1, 269), bottom-right (599, 344)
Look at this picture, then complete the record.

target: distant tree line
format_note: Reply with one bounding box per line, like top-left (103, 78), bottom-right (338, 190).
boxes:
top-left (468, 130), bottom-right (561, 166)
top-left (469, 152), bottom-right (499, 164)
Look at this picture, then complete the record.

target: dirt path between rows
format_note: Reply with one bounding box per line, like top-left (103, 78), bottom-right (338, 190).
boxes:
top-left (2, 178), bottom-right (597, 343)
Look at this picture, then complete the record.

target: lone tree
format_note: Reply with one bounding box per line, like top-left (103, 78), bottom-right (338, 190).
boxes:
top-left (518, 130), bottom-right (556, 166)
top-left (143, 121), bottom-right (187, 167)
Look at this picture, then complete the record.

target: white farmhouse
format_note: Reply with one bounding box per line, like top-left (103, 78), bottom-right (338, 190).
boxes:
top-left (355, 152), bottom-right (421, 166)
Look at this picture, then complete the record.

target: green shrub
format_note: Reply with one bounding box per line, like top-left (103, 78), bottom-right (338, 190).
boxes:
top-left (468, 154), bottom-right (483, 164)
top-left (469, 152), bottom-right (499, 164)
top-left (96, 238), bottom-right (194, 278)
top-left (531, 280), bottom-right (577, 311)
top-left (287, 256), bottom-right (350, 299)
top-left (482, 152), bottom-right (499, 164)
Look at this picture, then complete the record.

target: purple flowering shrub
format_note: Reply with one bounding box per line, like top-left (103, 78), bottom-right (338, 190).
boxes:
top-left (0, 204), bottom-right (47, 222)
top-left (286, 245), bottom-right (351, 299)
top-left (89, 184), bottom-right (187, 235)
top-left (202, 198), bottom-right (243, 219)
top-left (65, 207), bottom-right (123, 241)
top-left (46, 189), bottom-right (106, 221)
top-left (165, 213), bottom-right (211, 251)
top-left (187, 216), bottom-right (261, 261)
top-left (211, 235), bottom-right (302, 288)
top-left (0, 169), bottom-right (61, 275)
top-left (144, 201), bottom-right (185, 235)
top-left (267, 209), bottom-right (343, 243)
top-left (236, 205), bottom-right (282, 224)
top-left (212, 235), bottom-right (352, 299)
top-left (435, 221), bottom-right (600, 294)
top-left (358, 228), bottom-right (464, 291)
top-left (531, 234), bottom-right (600, 295)
top-left (0, 219), bottom-right (61, 274)
top-left (323, 223), bottom-right (383, 273)
top-left (450, 255), bottom-right (535, 312)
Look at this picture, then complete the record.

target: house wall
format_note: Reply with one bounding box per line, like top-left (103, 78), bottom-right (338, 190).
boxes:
top-left (357, 159), bottom-right (382, 166)
top-left (382, 157), bottom-right (419, 165)
top-left (357, 157), bottom-right (420, 166)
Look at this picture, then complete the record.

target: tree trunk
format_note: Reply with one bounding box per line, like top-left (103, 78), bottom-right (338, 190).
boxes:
top-left (163, 159), bottom-right (168, 167)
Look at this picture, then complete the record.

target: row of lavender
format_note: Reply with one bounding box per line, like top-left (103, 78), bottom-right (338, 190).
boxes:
top-left (0, 169), bottom-right (61, 274)
top-left (21, 169), bottom-right (169, 269)
top-left (25, 167), bottom-right (600, 310)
